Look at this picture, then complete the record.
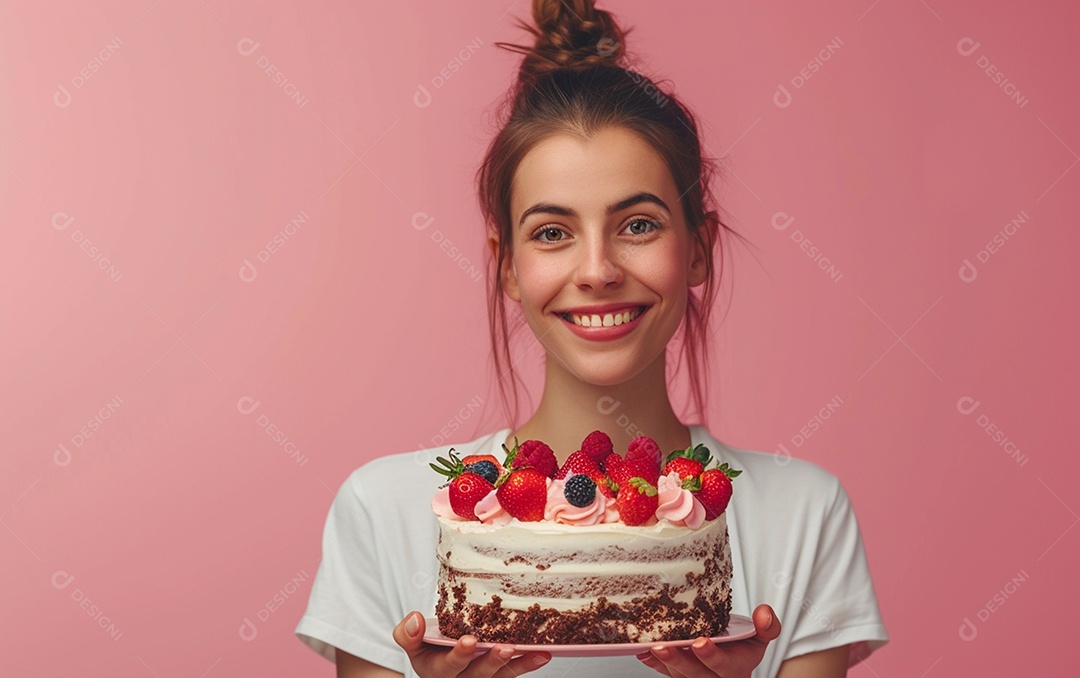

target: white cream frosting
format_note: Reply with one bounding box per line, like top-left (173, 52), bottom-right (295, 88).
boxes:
top-left (436, 513), bottom-right (731, 613)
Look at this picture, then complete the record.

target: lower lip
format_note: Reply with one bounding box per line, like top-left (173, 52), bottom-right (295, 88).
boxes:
top-left (559, 308), bottom-right (647, 341)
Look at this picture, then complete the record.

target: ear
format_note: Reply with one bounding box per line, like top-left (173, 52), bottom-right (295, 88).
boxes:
top-left (490, 234), bottom-right (521, 302)
top-left (687, 230), bottom-right (709, 288)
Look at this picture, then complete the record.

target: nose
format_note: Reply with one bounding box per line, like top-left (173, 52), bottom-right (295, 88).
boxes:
top-left (573, 234), bottom-right (623, 290)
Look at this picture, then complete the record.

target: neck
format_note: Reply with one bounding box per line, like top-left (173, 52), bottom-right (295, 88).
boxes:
top-left (507, 354), bottom-right (693, 464)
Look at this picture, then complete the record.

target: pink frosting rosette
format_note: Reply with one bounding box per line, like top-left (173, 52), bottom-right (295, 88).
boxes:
top-left (655, 470), bottom-right (707, 529)
top-left (431, 485), bottom-right (464, 521)
top-left (474, 488), bottom-right (513, 526)
top-left (544, 476), bottom-right (619, 525)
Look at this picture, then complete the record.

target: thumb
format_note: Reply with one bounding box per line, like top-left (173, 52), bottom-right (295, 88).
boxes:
top-left (753, 604), bottom-right (782, 643)
top-left (392, 611), bottom-right (427, 656)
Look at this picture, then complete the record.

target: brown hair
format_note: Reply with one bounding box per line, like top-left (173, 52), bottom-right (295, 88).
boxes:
top-left (478, 0), bottom-right (736, 425)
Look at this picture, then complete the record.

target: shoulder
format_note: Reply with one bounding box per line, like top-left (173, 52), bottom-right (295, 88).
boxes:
top-left (336, 429), bottom-right (510, 508)
top-left (691, 426), bottom-right (847, 516)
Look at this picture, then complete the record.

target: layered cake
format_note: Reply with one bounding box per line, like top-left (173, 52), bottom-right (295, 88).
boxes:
top-left (429, 431), bottom-right (740, 644)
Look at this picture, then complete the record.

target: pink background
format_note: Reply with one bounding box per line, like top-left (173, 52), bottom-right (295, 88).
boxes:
top-left (3, 1), bottom-right (1078, 674)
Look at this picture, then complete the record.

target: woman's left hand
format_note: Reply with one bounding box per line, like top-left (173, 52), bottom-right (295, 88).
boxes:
top-left (637, 604), bottom-right (781, 678)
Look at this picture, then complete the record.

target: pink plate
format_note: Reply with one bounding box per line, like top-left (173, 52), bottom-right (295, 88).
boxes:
top-left (422, 614), bottom-right (755, 658)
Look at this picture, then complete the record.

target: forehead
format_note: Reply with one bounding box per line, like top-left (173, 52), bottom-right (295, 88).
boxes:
top-left (510, 126), bottom-right (676, 219)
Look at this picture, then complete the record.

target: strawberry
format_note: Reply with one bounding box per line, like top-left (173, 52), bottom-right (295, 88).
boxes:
top-left (503, 438), bottom-right (559, 479)
top-left (429, 449), bottom-right (495, 520)
top-left (663, 457), bottom-right (704, 482)
top-left (626, 436), bottom-right (662, 469)
top-left (604, 455), bottom-right (630, 481)
top-left (620, 457), bottom-right (660, 486)
top-left (495, 467), bottom-right (548, 521)
top-left (449, 472), bottom-right (494, 520)
top-left (580, 430), bottom-right (613, 465)
top-left (592, 471), bottom-right (618, 498)
top-left (694, 463), bottom-right (742, 520)
top-left (555, 450), bottom-right (601, 479)
top-left (616, 477), bottom-right (659, 526)
top-left (665, 443), bottom-right (713, 468)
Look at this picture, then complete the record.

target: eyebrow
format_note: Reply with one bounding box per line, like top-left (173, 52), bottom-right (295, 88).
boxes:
top-left (517, 191), bottom-right (671, 229)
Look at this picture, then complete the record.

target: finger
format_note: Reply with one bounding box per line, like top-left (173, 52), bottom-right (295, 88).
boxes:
top-left (459, 644), bottom-right (513, 678)
top-left (648, 644), bottom-right (697, 678)
top-left (391, 611), bottom-right (428, 657)
top-left (689, 636), bottom-right (729, 673)
top-left (443, 634), bottom-right (481, 674)
top-left (492, 652), bottom-right (551, 677)
top-left (752, 605), bottom-right (782, 644)
top-left (635, 650), bottom-right (673, 676)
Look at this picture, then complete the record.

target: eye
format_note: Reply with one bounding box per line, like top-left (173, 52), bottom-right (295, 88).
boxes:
top-left (532, 226), bottom-right (568, 243)
top-left (623, 217), bottom-right (661, 236)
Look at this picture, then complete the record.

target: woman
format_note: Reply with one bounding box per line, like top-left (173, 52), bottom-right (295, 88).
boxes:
top-left (296, 1), bottom-right (888, 675)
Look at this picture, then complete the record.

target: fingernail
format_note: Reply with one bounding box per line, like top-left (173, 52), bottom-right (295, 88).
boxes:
top-left (692, 638), bottom-right (708, 650)
top-left (498, 647), bottom-right (514, 660)
top-left (405, 613), bottom-right (419, 637)
top-left (533, 655), bottom-right (549, 666)
top-left (651, 645), bottom-right (669, 658)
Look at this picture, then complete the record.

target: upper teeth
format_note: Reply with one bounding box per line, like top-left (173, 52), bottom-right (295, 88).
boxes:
top-left (569, 308), bottom-right (641, 327)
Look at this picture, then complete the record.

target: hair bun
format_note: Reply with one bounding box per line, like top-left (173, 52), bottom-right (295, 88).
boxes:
top-left (496, 0), bottom-right (629, 81)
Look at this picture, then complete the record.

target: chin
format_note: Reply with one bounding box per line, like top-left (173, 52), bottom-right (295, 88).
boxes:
top-left (562, 355), bottom-right (654, 388)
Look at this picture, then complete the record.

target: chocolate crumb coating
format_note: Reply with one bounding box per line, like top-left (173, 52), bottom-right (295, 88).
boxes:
top-left (434, 515), bottom-right (733, 644)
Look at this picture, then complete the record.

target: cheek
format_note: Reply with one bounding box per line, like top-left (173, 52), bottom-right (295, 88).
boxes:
top-left (512, 254), bottom-right (563, 308)
top-left (634, 240), bottom-right (691, 297)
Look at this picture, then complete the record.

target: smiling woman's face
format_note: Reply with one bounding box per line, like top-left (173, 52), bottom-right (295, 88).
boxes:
top-left (504, 125), bottom-right (707, 387)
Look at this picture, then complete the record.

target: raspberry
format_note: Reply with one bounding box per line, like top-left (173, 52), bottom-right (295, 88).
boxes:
top-left (580, 430), bottom-right (613, 464)
top-left (507, 439), bottom-right (559, 479)
top-left (563, 474), bottom-right (597, 508)
top-left (626, 436), bottom-right (662, 468)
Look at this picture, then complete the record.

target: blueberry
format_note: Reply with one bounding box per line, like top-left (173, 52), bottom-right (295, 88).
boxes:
top-left (465, 460), bottom-right (499, 485)
top-left (563, 474), bottom-right (597, 508)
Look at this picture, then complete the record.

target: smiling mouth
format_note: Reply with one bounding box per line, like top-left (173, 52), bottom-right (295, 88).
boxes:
top-left (558, 306), bottom-right (647, 328)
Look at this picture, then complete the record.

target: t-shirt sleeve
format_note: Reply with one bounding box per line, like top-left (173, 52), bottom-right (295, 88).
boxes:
top-left (783, 476), bottom-right (889, 666)
top-left (295, 470), bottom-right (408, 672)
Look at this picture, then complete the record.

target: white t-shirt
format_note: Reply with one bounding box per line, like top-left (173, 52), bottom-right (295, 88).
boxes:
top-left (295, 426), bottom-right (888, 677)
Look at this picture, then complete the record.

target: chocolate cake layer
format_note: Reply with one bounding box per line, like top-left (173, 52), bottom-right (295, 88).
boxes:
top-left (434, 514), bottom-right (732, 644)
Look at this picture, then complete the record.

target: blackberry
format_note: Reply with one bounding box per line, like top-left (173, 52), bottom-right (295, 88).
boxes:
top-left (465, 460), bottom-right (499, 485)
top-left (563, 474), bottom-right (597, 508)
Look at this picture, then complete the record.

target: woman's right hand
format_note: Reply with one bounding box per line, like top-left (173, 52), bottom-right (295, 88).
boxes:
top-left (392, 611), bottom-right (552, 677)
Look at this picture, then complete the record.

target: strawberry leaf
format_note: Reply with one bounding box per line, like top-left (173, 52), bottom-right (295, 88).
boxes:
top-left (719, 462), bottom-right (743, 479)
top-left (681, 476), bottom-right (701, 491)
top-left (628, 476), bottom-right (657, 496)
